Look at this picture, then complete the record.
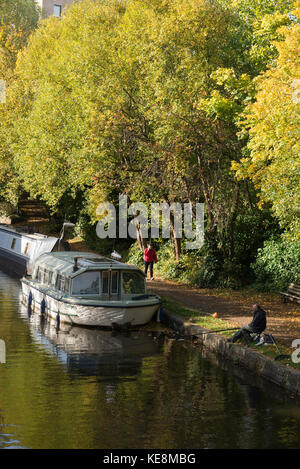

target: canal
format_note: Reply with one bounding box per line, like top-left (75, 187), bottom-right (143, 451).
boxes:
top-left (0, 270), bottom-right (300, 449)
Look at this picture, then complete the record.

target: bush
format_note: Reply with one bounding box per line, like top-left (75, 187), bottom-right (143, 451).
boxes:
top-left (124, 236), bottom-right (300, 292)
top-left (252, 239), bottom-right (300, 291)
top-left (127, 240), bottom-right (248, 288)
top-left (126, 242), bottom-right (144, 269)
top-left (75, 212), bottom-right (132, 257)
top-left (127, 240), bottom-right (202, 282)
top-left (0, 201), bottom-right (17, 217)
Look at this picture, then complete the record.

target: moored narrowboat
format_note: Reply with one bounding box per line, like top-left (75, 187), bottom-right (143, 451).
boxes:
top-left (21, 251), bottom-right (161, 328)
top-left (0, 224), bottom-right (59, 276)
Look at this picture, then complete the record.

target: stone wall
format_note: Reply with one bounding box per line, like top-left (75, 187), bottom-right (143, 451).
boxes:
top-left (160, 309), bottom-right (300, 397)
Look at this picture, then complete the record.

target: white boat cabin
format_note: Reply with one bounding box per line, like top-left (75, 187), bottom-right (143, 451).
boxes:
top-left (30, 252), bottom-right (147, 301)
top-left (0, 224), bottom-right (59, 275)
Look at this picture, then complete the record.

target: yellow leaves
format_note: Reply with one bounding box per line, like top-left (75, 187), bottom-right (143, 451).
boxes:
top-left (233, 5), bottom-right (300, 238)
top-left (293, 0), bottom-right (300, 20)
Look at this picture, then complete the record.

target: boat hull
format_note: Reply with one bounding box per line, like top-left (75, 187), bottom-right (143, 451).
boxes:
top-left (21, 281), bottom-right (161, 327)
top-left (0, 247), bottom-right (27, 277)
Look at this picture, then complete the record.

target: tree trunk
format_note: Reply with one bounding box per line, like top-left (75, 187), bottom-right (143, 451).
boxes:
top-left (136, 223), bottom-right (145, 251)
top-left (228, 183), bottom-right (240, 262)
top-left (170, 212), bottom-right (181, 261)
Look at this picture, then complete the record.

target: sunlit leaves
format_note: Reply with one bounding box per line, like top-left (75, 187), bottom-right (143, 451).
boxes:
top-left (234, 1), bottom-right (300, 239)
top-left (0, 0), bottom-right (298, 253)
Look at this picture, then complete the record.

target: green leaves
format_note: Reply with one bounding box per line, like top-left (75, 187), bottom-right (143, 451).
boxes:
top-left (234, 1), bottom-right (300, 240)
top-left (0, 0), bottom-right (39, 65)
top-left (0, 0), bottom-right (298, 264)
top-left (252, 238), bottom-right (300, 290)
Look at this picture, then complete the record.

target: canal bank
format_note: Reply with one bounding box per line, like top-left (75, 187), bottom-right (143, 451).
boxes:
top-left (147, 278), bottom-right (300, 345)
top-left (160, 308), bottom-right (300, 397)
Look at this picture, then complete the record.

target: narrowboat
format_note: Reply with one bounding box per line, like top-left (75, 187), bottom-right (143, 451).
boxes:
top-left (21, 251), bottom-right (161, 328)
top-left (0, 224), bottom-right (60, 276)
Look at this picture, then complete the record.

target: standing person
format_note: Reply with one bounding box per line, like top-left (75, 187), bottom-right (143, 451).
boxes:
top-left (228, 304), bottom-right (267, 344)
top-left (144, 243), bottom-right (157, 281)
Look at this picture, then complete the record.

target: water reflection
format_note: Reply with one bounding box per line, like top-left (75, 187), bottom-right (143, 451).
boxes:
top-left (19, 305), bottom-right (163, 379)
top-left (0, 270), bottom-right (299, 449)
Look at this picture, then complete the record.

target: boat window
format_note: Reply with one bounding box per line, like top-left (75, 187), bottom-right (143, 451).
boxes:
top-left (111, 271), bottom-right (119, 294)
top-left (72, 272), bottom-right (100, 296)
top-left (100, 271), bottom-right (119, 295)
top-left (23, 242), bottom-right (30, 255)
top-left (54, 274), bottom-right (66, 292)
top-left (122, 272), bottom-right (145, 295)
top-left (11, 238), bottom-right (16, 250)
top-left (37, 268), bottom-right (44, 283)
top-left (102, 271), bottom-right (109, 294)
top-left (37, 268), bottom-right (48, 285)
top-left (33, 267), bottom-right (39, 281)
top-left (65, 277), bottom-right (70, 295)
top-left (56, 275), bottom-right (65, 292)
top-left (44, 270), bottom-right (51, 285)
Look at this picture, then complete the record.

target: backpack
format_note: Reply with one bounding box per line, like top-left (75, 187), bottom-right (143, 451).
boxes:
top-left (256, 334), bottom-right (275, 346)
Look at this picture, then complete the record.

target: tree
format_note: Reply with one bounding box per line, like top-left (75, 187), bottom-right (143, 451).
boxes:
top-left (0, 0), bottom-right (39, 71)
top-left (3, 0), bottom-right (296, 281)
top-left (112, 0), bottom-right (253, 258)
top-left (0, 0), bottom-right (39, 206)
top-left (233, 1), bottom-right (300, 240)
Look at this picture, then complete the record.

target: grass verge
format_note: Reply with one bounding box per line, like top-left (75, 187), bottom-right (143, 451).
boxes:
top-left (162, 297), bottom-right (239, 337)
top-left (162, 297), bottom-right (300, 371)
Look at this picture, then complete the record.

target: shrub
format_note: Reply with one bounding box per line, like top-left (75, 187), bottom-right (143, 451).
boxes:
top-left (252, 239), bottom-right (300, 291)
top-left (0, 201), bottom-right (17, 217)
top-left (74, 212), bottom-right (132, 257)
top-left (126, 242), bottom-right (144, 269)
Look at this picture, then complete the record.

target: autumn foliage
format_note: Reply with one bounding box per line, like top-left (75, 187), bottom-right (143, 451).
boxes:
top-left (0, 0), bottom-right (299, 288)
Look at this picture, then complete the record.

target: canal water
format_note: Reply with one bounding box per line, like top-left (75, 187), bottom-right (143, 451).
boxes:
top-left (0, 270), bottom-right (300, 449)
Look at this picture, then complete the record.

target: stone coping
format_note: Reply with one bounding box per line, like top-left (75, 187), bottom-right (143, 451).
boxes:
top-left (160, 308), bottom-right (300, 397)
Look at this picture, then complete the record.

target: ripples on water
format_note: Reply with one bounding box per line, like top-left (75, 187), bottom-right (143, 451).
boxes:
top-left (0, 270), bottom-right (299, 449)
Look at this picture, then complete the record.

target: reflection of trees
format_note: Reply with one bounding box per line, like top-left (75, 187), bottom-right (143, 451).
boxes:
top-left (117, 341), bottom-right (300, 449)
top-left (0, 272), bottom-right (300, 448)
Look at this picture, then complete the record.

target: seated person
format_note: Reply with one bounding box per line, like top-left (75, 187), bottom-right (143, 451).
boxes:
top-left (228, 304), bottom-right (267, 344)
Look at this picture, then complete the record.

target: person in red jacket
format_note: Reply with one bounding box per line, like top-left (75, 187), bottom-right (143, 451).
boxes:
top-left (144, 243), bottom-right (157, 280)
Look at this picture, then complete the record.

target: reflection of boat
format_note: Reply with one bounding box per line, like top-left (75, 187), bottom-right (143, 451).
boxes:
top-left (19, 305), bottom-right (163, 377)
top-left (0, 223), bottom-right (73, 277)
top-left (21, 251), bottom-right (161, 328)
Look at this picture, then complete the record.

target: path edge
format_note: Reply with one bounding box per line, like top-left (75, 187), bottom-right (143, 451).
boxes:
top-left (160, 308), bottom-right (300, 397)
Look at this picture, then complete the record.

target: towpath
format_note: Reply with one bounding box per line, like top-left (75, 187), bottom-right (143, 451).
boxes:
top-left (147, 278), bottom-right (300, 346)
top-left (65, 237), bottom-right (300, 346)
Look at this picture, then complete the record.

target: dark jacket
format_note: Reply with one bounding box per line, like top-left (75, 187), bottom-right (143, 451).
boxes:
top-left (248, 307), bottom-right (266, 333)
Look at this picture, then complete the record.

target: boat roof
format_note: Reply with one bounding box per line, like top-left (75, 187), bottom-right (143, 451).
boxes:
top-left (0, 224), bottom-right (57, 242)
top-left (33, 251), bottom-right (142, 278)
